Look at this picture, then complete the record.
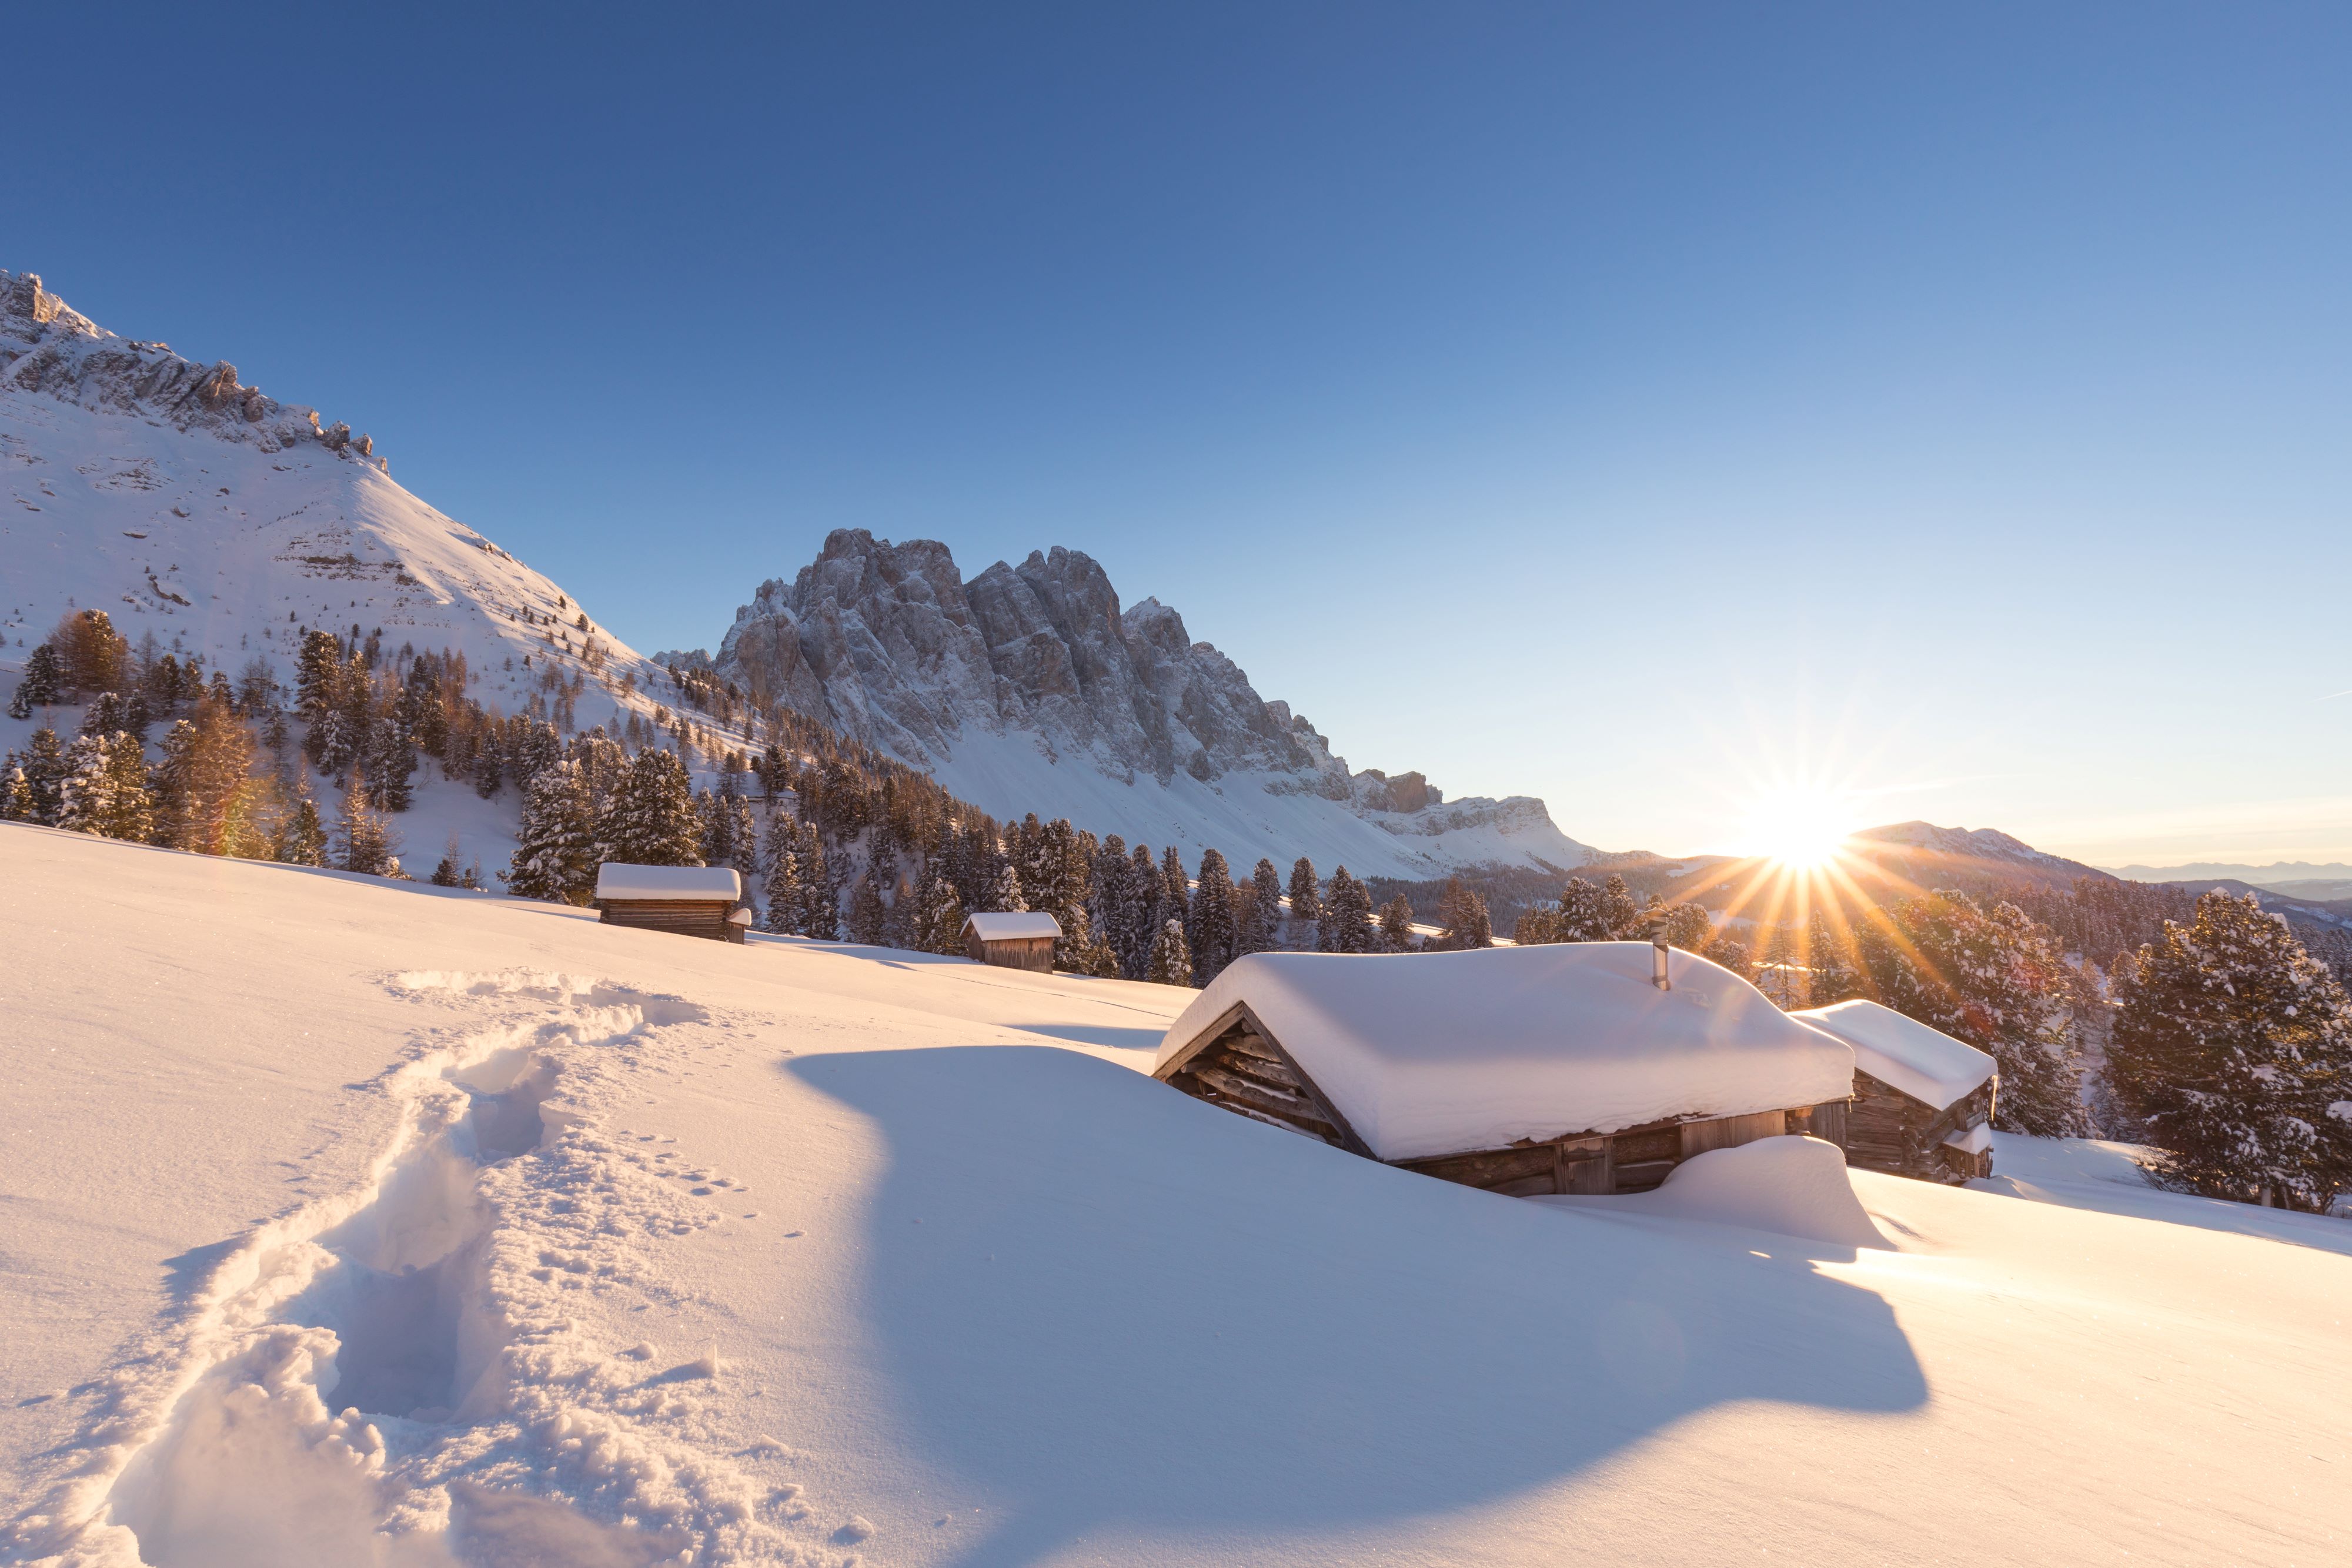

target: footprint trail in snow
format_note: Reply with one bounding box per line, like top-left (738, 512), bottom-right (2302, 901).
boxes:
top-left (8, 969), bottom-right (829, 1568)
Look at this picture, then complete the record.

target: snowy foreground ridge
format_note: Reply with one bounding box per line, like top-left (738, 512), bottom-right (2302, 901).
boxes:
top-left (4, 825), bottom-right (2350, 1566)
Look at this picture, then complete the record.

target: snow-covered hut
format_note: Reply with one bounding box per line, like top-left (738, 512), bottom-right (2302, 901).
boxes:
top-left (594, 864), bottom-right (747, 944)
top-left (962, 911), bottom-right (1061, 971)
top-left (1152, 944), bottom-right (1857, 1196)
top-left (1792, 999), bottom-right (1997, 1182)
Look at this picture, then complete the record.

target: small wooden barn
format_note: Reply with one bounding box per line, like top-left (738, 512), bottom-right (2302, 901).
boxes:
top-left (962, 911), bottom-right (1061, 971)
top-left (594, 864), bottom-right (747, 944)
top-left (1791, 999), bottom-right (1997, 1182)
top-left (1153, 944), bottom-right (1858, 1197)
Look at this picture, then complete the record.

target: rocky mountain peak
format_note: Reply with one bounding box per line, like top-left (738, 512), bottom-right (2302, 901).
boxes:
top-left (0, 269), bottom-right (380, 467)
top-left (696, 530), bottom-right (1588, 876)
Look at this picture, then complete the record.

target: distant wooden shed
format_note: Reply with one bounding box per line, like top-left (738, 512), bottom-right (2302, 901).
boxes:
top-left (1792, 1000), bottom-right (1997, 1182)
top-left (1153, 944), bottom-right (1857, 1197)
top-left (594, 864), bottom-right (747, 944)
top-left (962, 911), bottom-right (1061, 971)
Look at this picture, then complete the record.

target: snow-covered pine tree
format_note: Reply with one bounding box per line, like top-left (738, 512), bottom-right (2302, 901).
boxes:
top-left (369, 710), bottom-right (417, 813)
top-left (58, 732), bottom-right (152, 841)
top-left (504, 759), bottom-right (596, 904)
top-left (2109, 890), bottom-right (2352, 1211)
top-left (1147, 918), bottom-right (1194, 987)
top-left (597, 749), bottom-right (703, 867)
top-left (761, 829), bottom-right (806, 937)
top-left (848, 871), bottom-right (888, 944)
top-left (1287, 857), bottom-right (1320, 941)
top-left (1378, 894), bottom-right (1418, 951)
top-left (883, 864), bottom-right (920, 950)
top-left (274, 792), bottom-right (329, 867)
top-left (1599, 875), bottom-right (1642, 939)
top-left (430, 833), bottom-right (469, 887)
top-left (1436, 877), bottom-right (1493, 950)
top-left (1251, 859), bottom-right (1285, 947)
top-left (723, 793), bottom-right (760, 907)
top-left (0, 760), bottom-right (28, 822)
top-left (801, 830), bottom-right (840, 940)
top-left (988, 861), bottom-right (1027, 914)
top-left (55, 733), bottom-right (110, 834)
top-left (1552, 877), bottom-right (1608, 940)
top-left (16, 726), bottom-right (69, 827)
top-left (1319, 867), bottom-right (1376, 953)
top-left (1659, 902), bottom-right (1712, 954)
top-left (150, 720), bottom-right (202, 850)
top-left (1121, 842), bottom-right (1161, 978)
top-left (336, 773), bottom-right (396, 876)
top-left (1230, 878), bottom-right (1271, 961)
top-left (293, 630), bottom-right (343, 720)
top-left (1160, 845), bottom-right (1191, 930)
top-left (1854, 891), bottom-right (2086, 1138)
top-left (925, 874), bottom-right (969, 957)
top-left (1188, 848), bottom-right (1238, 982)
top-left (696, 787), bottom-right (733, 868)
top-left (8, 643), bottom-right (63, 718)
top-left (1091, 833), bottom-right (1134, 959)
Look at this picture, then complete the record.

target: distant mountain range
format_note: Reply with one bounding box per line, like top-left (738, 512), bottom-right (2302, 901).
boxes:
top-left (660, 528), bottom-right (1592, 878)
top-left (2101, 860), bottom-right (2352, 900)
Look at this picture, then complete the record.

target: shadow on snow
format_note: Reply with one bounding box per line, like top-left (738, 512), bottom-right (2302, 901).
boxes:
top-left (790, 1045), bottom-right (1928, 1566)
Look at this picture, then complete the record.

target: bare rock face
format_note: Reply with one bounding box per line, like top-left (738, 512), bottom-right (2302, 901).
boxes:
top-left (703, 529), bottom-right (1586, 876)
top-left (713, 529), bottom-right (1363, 791)
top-left (0, 270), bottom-right (370, 463)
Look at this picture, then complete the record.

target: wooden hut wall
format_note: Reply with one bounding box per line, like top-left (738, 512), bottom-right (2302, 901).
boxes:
top-left (1156, 1008), bottom-right (1376, 1157)
top-left (599, 899), bottom-right (744, 944)
top-left (1845, 1069), bottom-right (1994, 1185)
top-left (968, 934), bottom-right (1057, 971)
top-left (1157, 1009), bottom-right (1853, 1197)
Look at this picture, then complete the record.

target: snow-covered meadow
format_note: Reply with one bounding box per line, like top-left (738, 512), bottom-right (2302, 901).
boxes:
top-left (4, 824), bottom-right (2347, 1566)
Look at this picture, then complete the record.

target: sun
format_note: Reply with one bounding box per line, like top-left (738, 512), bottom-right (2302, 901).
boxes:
top-left (1742, 788), bottom-right (1857, 868)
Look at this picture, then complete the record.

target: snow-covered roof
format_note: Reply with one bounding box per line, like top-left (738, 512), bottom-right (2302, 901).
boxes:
top-left (1157, 944), bottom-right (1855, 1163)
top-left (594, 864), bottom-right (742, 901)
top-left (1790, 999), bottom-right (1994, 1111)
top-left (962, 912), bottom-right (1061, 942)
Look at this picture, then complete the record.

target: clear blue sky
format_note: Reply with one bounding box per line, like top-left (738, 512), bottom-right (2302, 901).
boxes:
top-left (16, 3), bottom-right (2352, 865)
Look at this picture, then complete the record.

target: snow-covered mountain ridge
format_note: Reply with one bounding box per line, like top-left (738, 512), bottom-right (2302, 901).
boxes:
top-left (0, 270), bottom-right (696, 864)
top-left (670, 527), bottom-right (1591, 878)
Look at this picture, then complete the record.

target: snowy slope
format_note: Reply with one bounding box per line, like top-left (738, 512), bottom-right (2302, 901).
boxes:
top-left (686, 529), bottom-right (1592, 880)
top-left (0, 270), bottom-right (687, 870)
top-left (6, 824), bottom-right (2348, 1567)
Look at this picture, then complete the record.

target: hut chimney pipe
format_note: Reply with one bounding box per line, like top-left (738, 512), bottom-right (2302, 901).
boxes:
top-left (1652, 928), bottom-right (1671, 991)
